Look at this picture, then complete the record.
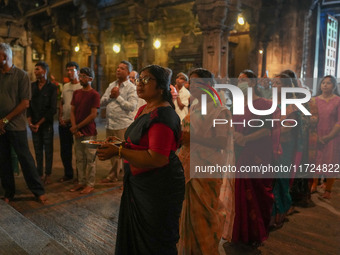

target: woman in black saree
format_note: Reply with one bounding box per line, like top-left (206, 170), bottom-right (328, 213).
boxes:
top-left (97, 65), bottom-right (185, 255)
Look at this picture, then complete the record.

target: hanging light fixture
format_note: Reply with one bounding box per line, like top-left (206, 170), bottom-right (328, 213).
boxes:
top-left (259, 49), bottom-right (263, 54)
top-left (237, 14), bottom-right (245, 25)
top-left (153, 38), bottom-right (161, 49)
top-left (113, 43), bottom-right (121, 53)
top-left (74, 43), bottom-right (80, 52)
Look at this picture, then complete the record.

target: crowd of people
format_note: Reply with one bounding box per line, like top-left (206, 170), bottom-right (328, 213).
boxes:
top-left (1, 41), bottom-right (340, 254)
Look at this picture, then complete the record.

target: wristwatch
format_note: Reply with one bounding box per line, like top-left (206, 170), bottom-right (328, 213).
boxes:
top-left (2, 118), bottom-right (9, 124)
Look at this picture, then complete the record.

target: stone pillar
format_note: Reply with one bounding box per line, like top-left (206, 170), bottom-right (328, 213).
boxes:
top-left (220, 31), bottom-right (229, 79)
top-left (89, 45), bottom-right (96, 71)
top-left (24, 30), bottom-right (34, 78)
top-left (61, 49), bottom-right (70, 78)
top-left (25, 45), bottom-right (33, 73)
top-left (221, 0), bottom-right (240, 78)
top-left (96, 31), bottom-right (106, 94)
top-left (202, 29), bottom-right (223, 77)
top-left (44, 41), bottom-right (51, 67)
top-left (129, 3), bottom-right (148, 70)
top-left (88, 44), bottom-right (97, 89)
top-left (54, 26), bottom-right (71, 78)
top-left (196, 0), bottom-right (228, 77)
top-left (136, 40), bottom-right (146, 70)
top-left (248, 21), bottom-right (260, 75)
top-left (261, 41), bottom-right (269, 77)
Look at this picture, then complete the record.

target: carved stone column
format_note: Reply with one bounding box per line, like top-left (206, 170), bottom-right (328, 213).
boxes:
top-left (24, 30), bottom-right (34, 77)
top-left (96, 30), bottom-right (106, 94)
top-left (221, 0), bottom-right (240, 78)
top-left (54, 26), bottom-right (71, 78)
top-left (203, 29), bottom-right (223, 77)
top-left (129, 3), bottom-right (149, 70)
top-left (248, 21), bottom-right (260, 75)
top-left (76, 1), bottom-right (100, 89)
top-left (261, 41), bottom-right (269, 77)
top-left (136, 40), bottom-right (146, 71)
top-left (89, 44), bottom-right (96, 74)
top-left (44, 41), bottom-right (52, 67)
top-left (196, 0), bottom-right (228, 77)
top-left (220, 31), bottom-right (229, 79)
top-left (256, 0), bottom-right (283, 76)
top-left (61, 49), bottom-right (70, 78)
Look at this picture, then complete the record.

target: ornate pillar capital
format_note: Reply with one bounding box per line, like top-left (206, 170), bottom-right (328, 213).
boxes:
top-left (195, 0), bottom-right (230, 77)
top-left (128, 2), bottom-right (151, 69)
top-left (196, 0), bottom-right (228, 31)
top-left (128, 3), bottom-right (148, 41)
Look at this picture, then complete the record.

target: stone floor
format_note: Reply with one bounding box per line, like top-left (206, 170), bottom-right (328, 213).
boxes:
top-left (1, 119), bottom-right (340, 254)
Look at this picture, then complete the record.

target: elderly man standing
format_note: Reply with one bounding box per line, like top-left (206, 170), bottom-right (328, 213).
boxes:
top-left (174, 72), bottom-right (190, 121)
top-left (129, 70), bottom-right (146, 116)
top-left (100, 60), bottom-right (137, 183)
top-left (0, 43), bottom-right (46, 204)
top-left (129, 70), bottom-right (139, 85)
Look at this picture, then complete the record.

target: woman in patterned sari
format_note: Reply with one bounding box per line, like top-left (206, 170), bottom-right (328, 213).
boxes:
top-left (281, 70), bottom-right (311, 208)
top-left (270, 73), bottom-right (301, 228)
top-left (177, 68), bottom-right (235, 255)
top-left (97, 65), bottom-right (185, 255)
top-left (310, 75), bottom-right (340, 199)
top-left (230, 70), bottom-right (280, 252)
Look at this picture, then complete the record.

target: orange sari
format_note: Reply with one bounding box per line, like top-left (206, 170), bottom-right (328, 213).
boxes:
top-left (177, 102), bottom-right (234, 254)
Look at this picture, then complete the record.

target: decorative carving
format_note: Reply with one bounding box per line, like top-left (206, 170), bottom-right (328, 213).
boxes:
top-left (128, 3), bottom-right (148, 41)
top-left (196, 0), bottom-right (229, 76)
top-left (31, 34), bottom-right (45, 56)
top-left (74, 0), bottom-right (99, 46)
top-left (225, 0), bottom-right (240, 31)
top-left (54, 27), bottom-right (71, 51)
top-left (169, 31), bottom-right (202, 78)
top-left (195, 0), bottom-right (228, 31)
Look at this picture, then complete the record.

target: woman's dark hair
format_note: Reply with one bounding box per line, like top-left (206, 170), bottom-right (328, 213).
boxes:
top-left (165, 67), bottom-right (173, 85)
top-left (239, 69), bottom-right (261, 96)
top-left (275, 73), bottom-right (294, 98)
top-left (189, 68), bottom-right (214, 82)
top-left (189, 68), bottom-right (215, 95)
top-left (316, 75), bottom-right (340, 96)
top-left (281, 69), bottom-right (298, 87)
top-left (275, 73), bottom-right (293, 87)
top-left (281, 69), bottom-right (308, 98)
top-left (140, 65), bottom-right (175, 109)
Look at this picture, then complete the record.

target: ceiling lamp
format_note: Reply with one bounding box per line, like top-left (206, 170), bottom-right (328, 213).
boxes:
top-left (237, 14), bottom-right (245, 25)
top-left (113, 43), bottom-right (121, 53)
top-left (74, 43), bottom-right (80, 52)
top-left (153, 39), bottom-right (161, 49)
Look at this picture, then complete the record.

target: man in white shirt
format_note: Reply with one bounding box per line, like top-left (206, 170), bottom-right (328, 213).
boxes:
top-left (100, 61), bottom-right (138, 183)
top-left (58, 62), bottom-right (82, 182)
top-left (174, 72), bottom-right (190, 121)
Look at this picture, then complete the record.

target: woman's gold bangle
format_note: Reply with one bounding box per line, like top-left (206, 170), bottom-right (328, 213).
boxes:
top-left (118, 145), bottom-right (123, 158)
